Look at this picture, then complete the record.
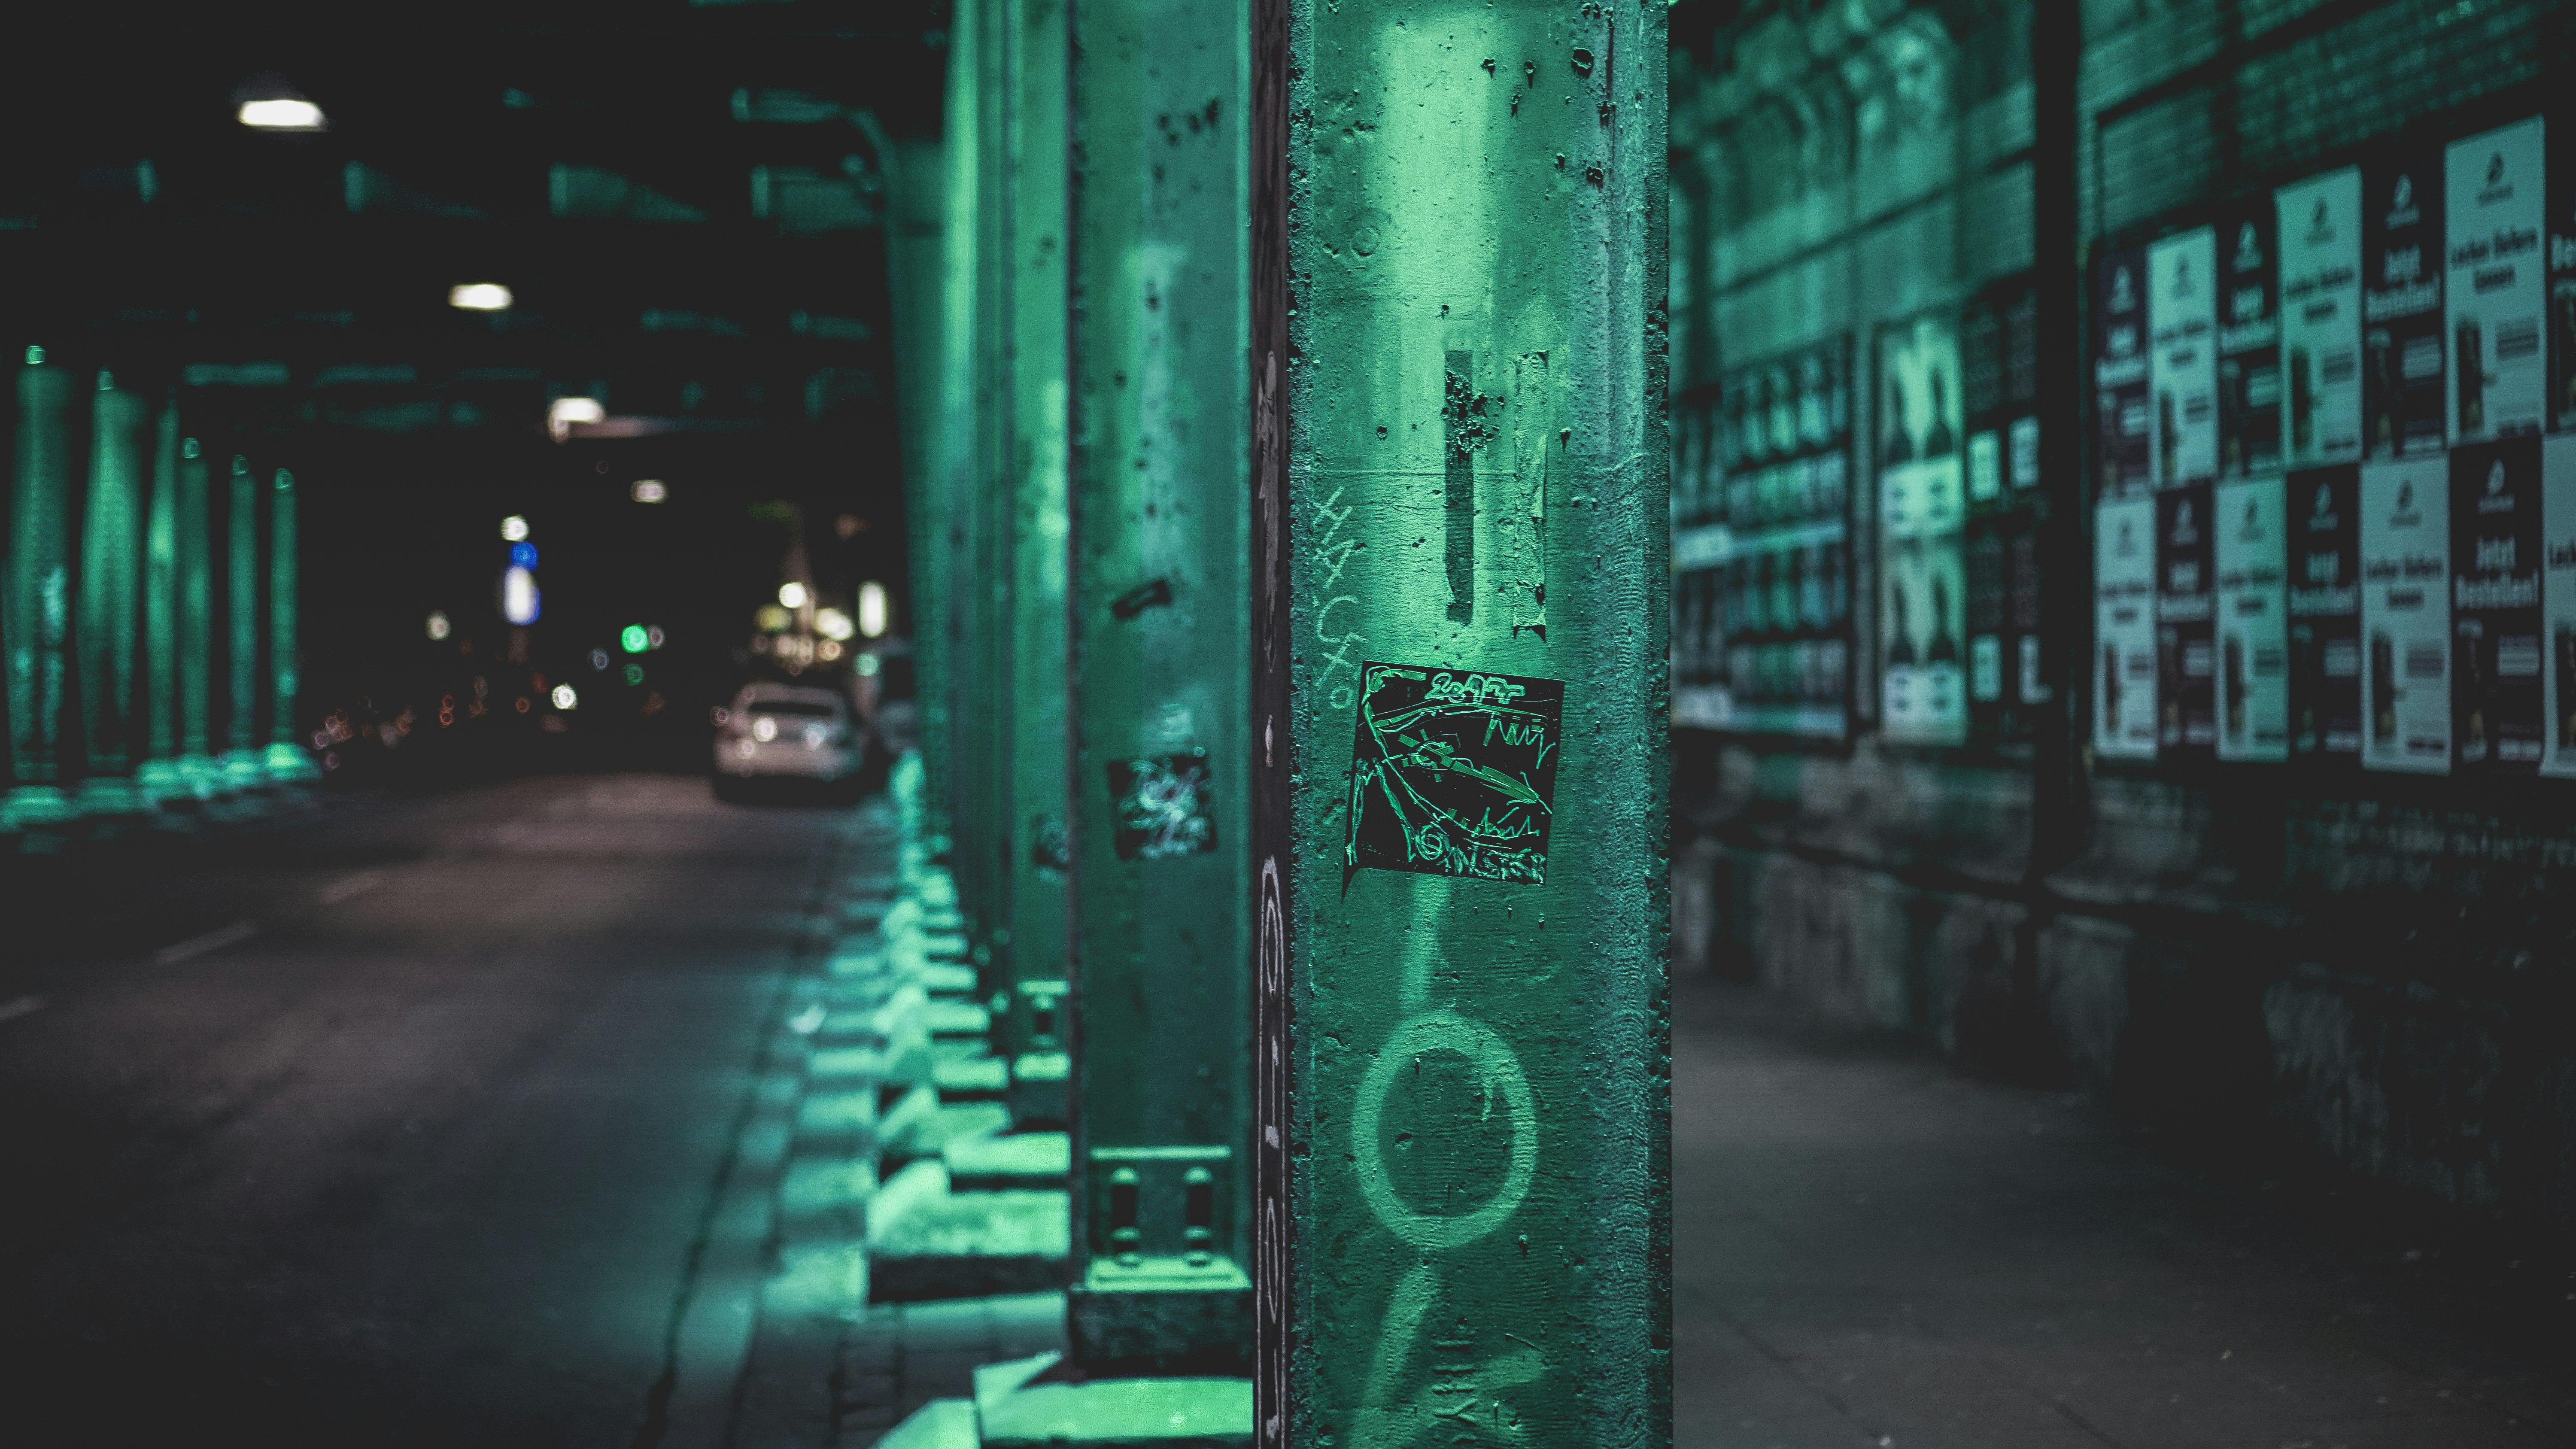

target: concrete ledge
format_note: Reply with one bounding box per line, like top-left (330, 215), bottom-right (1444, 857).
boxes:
top-left (879, 1088), bottom-right (1011, 1164)
top-left (874, 1397), bottom-right (978, 1449)
top-left (865, 1162), bottom-right (1070, 1303)
top-left (926, 1001), bottom-right (993, 1039)
top-left (979, 1377), bottom-right (1253, 1448)
top-left (945, 1132), bottom-right (1070, 1191)
top-left (917, 963), bottom-right (981, 997)
top-left (934, 1055), bottom-right (1010, 1100)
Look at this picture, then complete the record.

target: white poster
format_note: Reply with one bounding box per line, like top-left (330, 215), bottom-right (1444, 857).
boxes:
top-left (2095, 495), bottom-right (2159, 759)
top-left (2360, 457), bottom-right (2452, 774)
top-left (2214, 475), bottom-right (2290, 761)
top-left (1879, 316), bottom-right (1966, 747)
top-left (2276, 168), bottom-right (2365, 468)
top-left (2445, 117), bottom-right (2548, 443)
top-left (2542, 436), bottom-right (2576, 775)
top-left (2150, 226), bottom-right (2220, 487)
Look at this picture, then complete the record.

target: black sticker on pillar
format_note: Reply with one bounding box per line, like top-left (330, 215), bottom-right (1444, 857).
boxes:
top-left (1343, 662), bottom-right (1563, 886)
top-left (1031, 813), bottom-right (1072, 875)
top-left (1108, 752), bottom-right (1217, 860)
top-left (2451, 438), bottom-right (2545, 771)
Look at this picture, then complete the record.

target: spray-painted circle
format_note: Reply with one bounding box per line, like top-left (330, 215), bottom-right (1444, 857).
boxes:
top-left (1351, 1009), bottom-right (1537, 1251)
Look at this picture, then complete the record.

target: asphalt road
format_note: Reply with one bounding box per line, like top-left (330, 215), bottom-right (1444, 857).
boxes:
top-left (0, 773), bottom-right (857, 1448)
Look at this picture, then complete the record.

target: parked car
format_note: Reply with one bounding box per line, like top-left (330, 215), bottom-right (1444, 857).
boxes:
top-left (711, 682), bottom-right (865, 795)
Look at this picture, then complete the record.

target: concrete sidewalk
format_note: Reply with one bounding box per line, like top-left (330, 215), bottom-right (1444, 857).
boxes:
top-left (1675, 976), bottom-right (2576, 1449)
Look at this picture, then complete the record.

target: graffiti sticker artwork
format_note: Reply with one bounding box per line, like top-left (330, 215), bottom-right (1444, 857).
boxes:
top-left (1108, 752), bottom-right (1218, 860)
top-left (1344, 661), bottom-right (1564, 884)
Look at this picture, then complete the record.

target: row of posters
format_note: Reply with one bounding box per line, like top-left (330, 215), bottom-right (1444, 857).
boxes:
top-left (1878, 284), bottom-right (2049, 751)
top-left (2097, 115), bottom-right (2564, 500)
top-left (2096, 435), bottom-right (2576, 775)
top-left (1671, 335), bottom-right (1856, 740)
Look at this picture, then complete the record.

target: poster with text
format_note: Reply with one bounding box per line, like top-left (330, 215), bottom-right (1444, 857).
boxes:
top-left (2095, 495), bottom-right (2159, 760)
top-left (2215, 474), bottom-right (2290, 761)
top-left (2449, 438), bottom-right (2544, 772)
top-left (2288, 465), bottom-right (2363, 764)
top-left (2360, 457), bottom-right (2452, 773)
top-left (1879, 316), bottom-right (1966, 746)
top-left (2151, 227), bottom-right (2220, 489)
top-left (2551, 127), bottom-right (2576, 433)
top-left (2446, 117), bottom-right (2548, 444)
top-left (2155, 483), bottom-right (2217, 757)
top-left (1966, 511), bottom-right (2041, 750)
top-left (2218, 203), bottom-right (2284, 479)
top-left (2363, 150), bottom-right (2447, 459)
top-left (2096, 246), bottom-right (2152, 495)
top-left (2540, 437), bottom-right (2576, 774)
top-left (2277, 168), bottom-right (2365, 468)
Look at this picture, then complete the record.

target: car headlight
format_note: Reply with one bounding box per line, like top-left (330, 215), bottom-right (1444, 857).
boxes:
top-left (803, 723), bottom-right (828, 747)
top-left (752, 717), bottom-right (778, 742)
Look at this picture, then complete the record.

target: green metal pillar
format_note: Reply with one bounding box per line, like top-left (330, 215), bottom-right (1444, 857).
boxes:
top-left (926, 0), bottom-right (984, 874)
top-left (884, 123), bottom-right (950, 813)
top-left (175, 434), bottom-right (223, 796)
top-left (265, 468), bottom-right (318, 781)
top-left (1063, 0), bottom-right (1254, 1369)
top-left (1250, 3), bottom-right (1670, 1445)
top-left (960, 0), bottom-right (1011, 965)
top-left (221, 453), bottom-right (266, 790)
top-left (75, 373), bottom-right (149, 817)
top-left (137, 398), bottom-right (192, 806)
top-left (1000, 0), bottom-right (1073, 1123)
top-left (4, 348), bottom-right (78, 829)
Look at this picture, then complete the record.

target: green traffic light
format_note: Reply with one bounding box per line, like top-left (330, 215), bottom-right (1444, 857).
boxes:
top-left (620, 624), bottom-right (649, 653)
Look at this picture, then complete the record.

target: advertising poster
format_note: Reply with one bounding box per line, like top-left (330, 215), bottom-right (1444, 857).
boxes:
top-left (2363, 149), bottom-right (2447, 459)
top-left (2277, 167), bottom-right (2365, 468)
top-left (2095, 495), bottom-right (2159, 760)
top-left (2150, 226), bottom-right (2221, 488)
top-left (2096, 246), bottom-right (2152, 495)
top-left (1681, 338), bottom-right (1856, 741)
top-left (2445, 117), bottom-right (2547, 444)
top-left (2360, 457), bottom-right (2452, 774)
top-left (2449, 439), bottom-right (2545, 772)
top-left (2542, 437), bottom-right (2576, 774)
top-left (2214, 474), bottom-right (2291, 761)
top-left (1879, 315), bottom-right (1966, 746)
top-left (2446, 118), bottom-right (2549, 444)
top-left (2155, 483), bottom-right (2218, 758)
top-left (1967, 514), bottom-right (2044, 750)
top-left (2552, 129), bottom-right (2576, 433)
top-left (2288, 465), bottom-right (2363, 764)
top-left (2218, 204), bottom-right (2284, 479)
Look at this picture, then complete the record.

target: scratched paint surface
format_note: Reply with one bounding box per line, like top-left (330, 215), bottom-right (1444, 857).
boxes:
top-left (1257, 3), bottom-right (1670, 1446)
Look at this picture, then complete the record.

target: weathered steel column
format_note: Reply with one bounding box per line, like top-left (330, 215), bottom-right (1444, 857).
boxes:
top-left (4, 348), bottom-right (78, 829)
top-left (1000, 0), bottom-right (1074, 1121)
top-left (137, 398), bottom-right (193, 806)
top-left (1064, 0), bottom-right (1255, 1367)
top-left (75, 373), bottom-right (150, 817)
top-left (174, 434), bottom-right (223, 795)
top-left (918, 0), bottom-right (984, 862)
top-left (221, 453), bottom-right (267, 789)
top-left (1252, 3), bottom-right (1670, 1445)
top-left (264, 468), bottom-right (318, 782)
